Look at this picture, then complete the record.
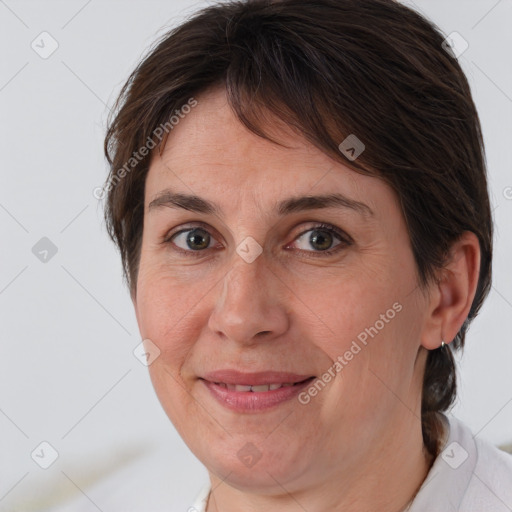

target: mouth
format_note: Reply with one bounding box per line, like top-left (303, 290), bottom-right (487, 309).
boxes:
top-left (199, 371), bottom-right (316, 412)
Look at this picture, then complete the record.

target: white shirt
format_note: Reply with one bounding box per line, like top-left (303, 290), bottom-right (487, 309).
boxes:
top-left (190, 414), bottom-right (512, 512)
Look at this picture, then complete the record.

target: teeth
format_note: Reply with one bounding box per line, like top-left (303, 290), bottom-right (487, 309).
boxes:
top-left (251, 384), bottom-right (270, 392)
top-left (216, 382), bottom-right (295, 391)
top-left (234, 384), bottom-right (252, 392)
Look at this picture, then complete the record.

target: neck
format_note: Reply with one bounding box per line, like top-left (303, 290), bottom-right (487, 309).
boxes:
top-left (206, 413), bottom-right (434, 512)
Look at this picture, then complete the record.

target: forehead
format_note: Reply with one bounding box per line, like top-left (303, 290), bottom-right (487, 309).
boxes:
top-left (144, 87), bottom-right (395, 218)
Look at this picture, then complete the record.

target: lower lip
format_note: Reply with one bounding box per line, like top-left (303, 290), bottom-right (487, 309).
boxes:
top-left (202, 378), bottom-right (315, 412)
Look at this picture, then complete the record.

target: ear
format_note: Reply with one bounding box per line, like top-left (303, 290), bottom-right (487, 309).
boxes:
top-left (420, 231), bottom-right (481, 350)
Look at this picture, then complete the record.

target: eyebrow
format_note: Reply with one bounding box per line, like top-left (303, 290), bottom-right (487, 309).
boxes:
top-left (148, 189), bottom-right (374, 217)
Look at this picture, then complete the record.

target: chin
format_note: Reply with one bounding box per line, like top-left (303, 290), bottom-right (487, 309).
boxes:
top-left (198, 436), bottom-right (312, 493)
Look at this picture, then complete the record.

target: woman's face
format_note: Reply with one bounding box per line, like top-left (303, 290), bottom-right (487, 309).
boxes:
top-left (133, 86), bottom-right (432, 492)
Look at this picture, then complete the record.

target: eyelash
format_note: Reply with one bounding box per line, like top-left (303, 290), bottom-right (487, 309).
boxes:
top-left (162, 222), bottom-right (352, 258)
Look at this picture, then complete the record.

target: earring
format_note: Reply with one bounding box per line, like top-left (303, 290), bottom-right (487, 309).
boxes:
top-left (440, 340), bottom-right (446, 349)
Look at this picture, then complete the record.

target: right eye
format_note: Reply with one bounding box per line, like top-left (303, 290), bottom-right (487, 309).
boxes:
top-left (165, 226), bottom-right (221, 255)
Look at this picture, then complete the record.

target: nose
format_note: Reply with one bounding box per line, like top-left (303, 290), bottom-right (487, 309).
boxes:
top-left (207, 250), bottom-right (289, 346)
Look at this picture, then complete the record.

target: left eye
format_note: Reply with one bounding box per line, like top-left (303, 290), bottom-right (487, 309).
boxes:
top-left (290, 225), bottom-right (349, 254)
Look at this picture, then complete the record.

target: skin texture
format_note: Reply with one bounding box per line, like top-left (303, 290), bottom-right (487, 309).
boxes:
top-left (131, 86), bottom-right (481, 512)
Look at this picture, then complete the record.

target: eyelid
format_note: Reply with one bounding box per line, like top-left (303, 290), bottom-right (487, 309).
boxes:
top-left (292, 222), bottom-right (353, 244)
top-left (163, 221), bottom-right (221, 243)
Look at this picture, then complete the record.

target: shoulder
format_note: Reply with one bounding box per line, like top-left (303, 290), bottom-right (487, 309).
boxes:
top-left (409, 414), bottom-right (512, 512)
top-left (460, 430), bottom-right (512, 511)
top-left (443, 414), bottom-right (512, 512)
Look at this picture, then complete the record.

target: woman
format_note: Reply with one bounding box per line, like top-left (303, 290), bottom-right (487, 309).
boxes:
top-left (101, 0), bottom-right (512, 510)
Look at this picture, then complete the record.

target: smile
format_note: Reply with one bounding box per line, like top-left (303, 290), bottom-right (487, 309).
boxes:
top-left (199, 372), bottom-right (316, 412)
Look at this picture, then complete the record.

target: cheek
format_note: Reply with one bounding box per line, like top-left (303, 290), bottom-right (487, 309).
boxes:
top-left (303, 258), bottom-right (421, 404)
top-left (134, 271), bottom-right (205, 431)
top-left (134, 267), bottom-right (203, 372)
top-left (292, 263), bottom-right (400, 357)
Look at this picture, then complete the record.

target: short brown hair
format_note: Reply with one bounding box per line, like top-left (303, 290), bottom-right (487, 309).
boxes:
top-left (103, 0), bottom-right (493, 458)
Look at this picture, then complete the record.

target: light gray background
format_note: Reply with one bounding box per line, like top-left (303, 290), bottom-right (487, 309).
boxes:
top-left (1, 0), bottom-right (511, 510)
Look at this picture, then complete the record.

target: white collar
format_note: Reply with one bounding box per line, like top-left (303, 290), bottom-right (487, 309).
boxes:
top-left (408, 413), bottom-right (476, 511)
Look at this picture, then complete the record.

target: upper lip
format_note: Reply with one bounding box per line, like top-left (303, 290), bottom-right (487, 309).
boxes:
top-left (201, 370), bottom-right (315, 386)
